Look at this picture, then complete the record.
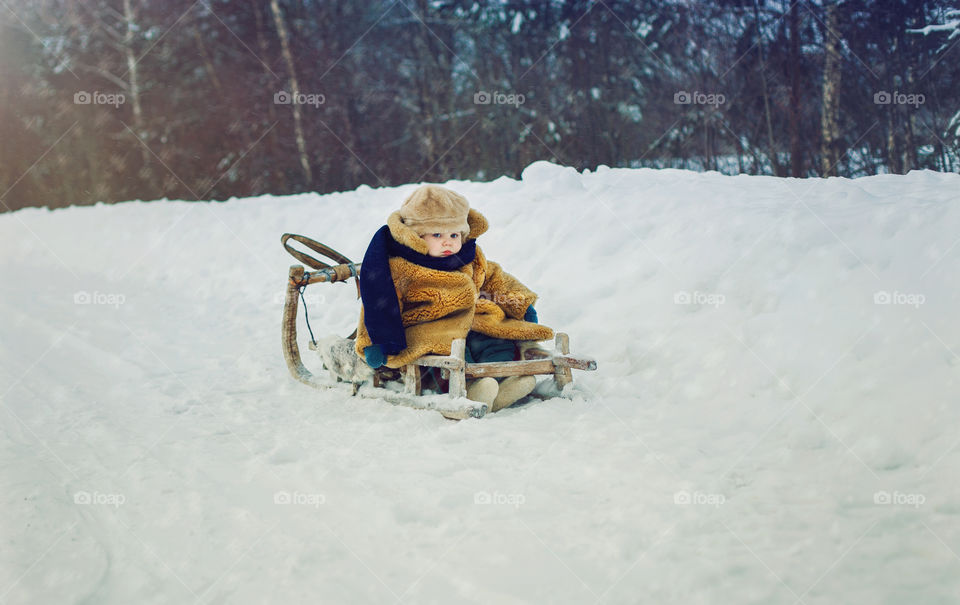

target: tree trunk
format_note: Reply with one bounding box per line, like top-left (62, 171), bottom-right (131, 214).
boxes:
top-left (754, 1), bottom-right (782, 176)
top-left (820, 1), bottom-right (842, 176)
top-left (122, 0), bottom-right (143, 130)
top-left (886, 111), bottom-right (902, 174)
top-left (192, 23), bottom-right (223, 95)
top-left (253, 0), bottom-right (287, 192)
top-left (122, 0), bottom-right (154, 187)
top-left (904, 67), bottom-right (918, 172)
top-left (885, 35), bottom-right (903, 174)
top-left (270, 0), bottom-right (313, 187)
top-left (789, 1), bottom-right (802, 176)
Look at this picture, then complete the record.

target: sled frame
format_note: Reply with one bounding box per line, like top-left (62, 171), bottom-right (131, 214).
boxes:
top-left (395, 332), bottom-right (597, 398)
top-left (282, 263), bottom-right (597, 419)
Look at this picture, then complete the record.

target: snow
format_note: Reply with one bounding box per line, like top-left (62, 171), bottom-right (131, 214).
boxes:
top-left (908, 14), bottom-right (960, 38)
top-left (2, 163), bottom-right (960, 603)
top-left (511, 11), bottom-right (523, 34)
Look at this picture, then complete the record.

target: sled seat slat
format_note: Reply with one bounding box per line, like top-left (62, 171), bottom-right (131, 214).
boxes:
top-left (464, 356), bottom-right (596, 378)
top-left (410, 355), bottom-right (465, 370)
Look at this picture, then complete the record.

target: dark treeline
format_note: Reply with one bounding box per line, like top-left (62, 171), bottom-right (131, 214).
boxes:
top-left (1, 0), bottom-right (958, 212)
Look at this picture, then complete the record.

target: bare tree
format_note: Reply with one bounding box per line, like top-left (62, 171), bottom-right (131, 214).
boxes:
top-left (789, 1), bottom-right (803, 176)
top-left (820, 1), bottom-right (842, 176)
top-left (269, 0), bottom-right (312, 186)
top-left (754, 0), bottom-right (783, 176)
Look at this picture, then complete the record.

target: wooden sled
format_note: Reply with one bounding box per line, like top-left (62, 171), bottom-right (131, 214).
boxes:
top-left (280, 234), bottom-right (597, 420)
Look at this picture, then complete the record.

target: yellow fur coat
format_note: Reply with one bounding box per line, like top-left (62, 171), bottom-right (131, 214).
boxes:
top-left (354, 207), bottom-right (553, 368)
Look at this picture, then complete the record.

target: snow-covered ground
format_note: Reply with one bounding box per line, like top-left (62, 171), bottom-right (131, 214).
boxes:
top-left (2, 162), bottom-right (959, 604)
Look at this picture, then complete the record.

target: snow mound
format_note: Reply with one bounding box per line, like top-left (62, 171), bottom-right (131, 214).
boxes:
top-left (521, 160), bottom-right (586, 193)
top-left (2, 166), bottom-right (959, 603)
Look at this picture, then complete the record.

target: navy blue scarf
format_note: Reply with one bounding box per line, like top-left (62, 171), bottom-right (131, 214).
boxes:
top-left (359, 225), bottom-right (476, 355)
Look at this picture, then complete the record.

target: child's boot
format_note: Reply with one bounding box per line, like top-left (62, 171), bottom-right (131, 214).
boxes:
top-left (517, 340), bottom-right (551, 360)
top-left (492, 376), bottom-right (537, 411)
top-left (466, 377), bottom-right (499, 407)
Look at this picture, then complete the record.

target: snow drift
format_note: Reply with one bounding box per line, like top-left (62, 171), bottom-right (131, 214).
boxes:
top-left (1, 162), bottom-right (959, 603)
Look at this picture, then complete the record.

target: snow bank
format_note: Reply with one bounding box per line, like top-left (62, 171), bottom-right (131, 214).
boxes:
top-left (2, 164), bottom-right (959, 603)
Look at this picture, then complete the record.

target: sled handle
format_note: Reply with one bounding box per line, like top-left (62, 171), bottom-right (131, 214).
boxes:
top-left (281, 233), bottom-right (353, 270)
top-left (282, 265), bottom-right (316, 385)
top-left (290, 263), bottom-right (362, 287)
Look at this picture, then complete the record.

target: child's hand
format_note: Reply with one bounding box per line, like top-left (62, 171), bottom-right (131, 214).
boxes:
top-left (524, 306), bottom-right (538, 324)
top-left (364, 345), bottom-right (386, 368)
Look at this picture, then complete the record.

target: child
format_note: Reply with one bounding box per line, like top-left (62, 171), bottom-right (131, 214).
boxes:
top-left (354, 184), bottom-right (553, 411)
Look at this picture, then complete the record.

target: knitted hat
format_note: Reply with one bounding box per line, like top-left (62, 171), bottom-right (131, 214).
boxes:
top-left (399, 185), bottom-right (470, 236)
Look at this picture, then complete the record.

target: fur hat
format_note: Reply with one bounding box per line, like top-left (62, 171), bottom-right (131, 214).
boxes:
top-left (399, 185), bottom-right (470, 236)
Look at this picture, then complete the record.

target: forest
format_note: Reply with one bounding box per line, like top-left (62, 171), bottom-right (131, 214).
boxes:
top-left (1, 0), bottom-right (958, 212)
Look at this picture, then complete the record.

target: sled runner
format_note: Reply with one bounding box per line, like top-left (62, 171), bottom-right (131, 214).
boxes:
top-left (280, 233), bottom-right (597, 419)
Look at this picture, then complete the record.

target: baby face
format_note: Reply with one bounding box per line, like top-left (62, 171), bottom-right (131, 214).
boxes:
top-left (421, 232), bottom-right (463, 257)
